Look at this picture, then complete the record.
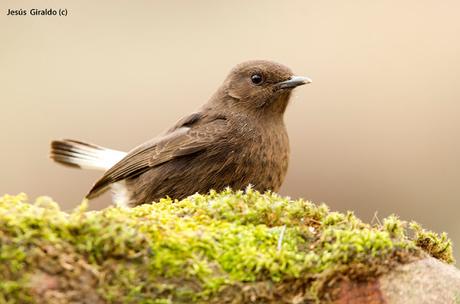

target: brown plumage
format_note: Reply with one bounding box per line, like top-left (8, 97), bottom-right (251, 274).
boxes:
top-left (50, 60), bottom-right (311, 206)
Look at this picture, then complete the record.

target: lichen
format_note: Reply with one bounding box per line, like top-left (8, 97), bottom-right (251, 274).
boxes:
top-left (0, 188), bottom-right (454, 303)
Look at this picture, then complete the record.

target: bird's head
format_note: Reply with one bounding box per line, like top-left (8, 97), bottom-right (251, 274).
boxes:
top-left (217, 60), bottom-right (311, 116)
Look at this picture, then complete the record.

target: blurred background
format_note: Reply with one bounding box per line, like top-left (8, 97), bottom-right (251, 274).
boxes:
top-left (1, 1), bottom-right (459, 259)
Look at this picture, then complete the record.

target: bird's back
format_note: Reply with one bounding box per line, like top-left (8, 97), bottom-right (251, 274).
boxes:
top-left (124, 114), bottom-right (289, 206)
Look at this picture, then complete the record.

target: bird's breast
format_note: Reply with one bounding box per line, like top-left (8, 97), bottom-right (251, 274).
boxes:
top-left (231, 122), bottom-right (290, 192)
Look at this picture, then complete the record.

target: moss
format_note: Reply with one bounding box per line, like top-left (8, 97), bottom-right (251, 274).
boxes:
top-left (410, 221), bottom-right (454, 264)
top-left (0, 188), bottom-right (454, 303)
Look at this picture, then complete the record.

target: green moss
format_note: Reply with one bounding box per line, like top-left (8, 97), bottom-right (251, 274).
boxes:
top-left (0, 188), bottom-right (454, 303)
top-left (410, 221), bottom-right (454, 263)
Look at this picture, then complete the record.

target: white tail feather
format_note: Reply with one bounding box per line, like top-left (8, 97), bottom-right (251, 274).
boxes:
top-left (50, 139), bottom-right (126, 171)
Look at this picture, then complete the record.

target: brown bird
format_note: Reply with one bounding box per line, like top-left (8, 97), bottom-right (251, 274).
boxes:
top-left (50, 60), bottom-right (311, 206)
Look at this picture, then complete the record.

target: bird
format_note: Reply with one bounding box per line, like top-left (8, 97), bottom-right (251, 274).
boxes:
top-left (50, 60), bottom-right (312, 207)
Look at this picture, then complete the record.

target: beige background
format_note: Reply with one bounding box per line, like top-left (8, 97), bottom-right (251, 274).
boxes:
top-left (1, 1), bottom-right (459, 259)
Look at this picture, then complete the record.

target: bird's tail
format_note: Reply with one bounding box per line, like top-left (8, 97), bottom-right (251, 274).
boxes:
top-left (50, 139), bottom-right (126, 171)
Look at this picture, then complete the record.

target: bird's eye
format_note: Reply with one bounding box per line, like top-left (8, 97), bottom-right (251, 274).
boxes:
top-left (251, 74), bottom-right (264, 85)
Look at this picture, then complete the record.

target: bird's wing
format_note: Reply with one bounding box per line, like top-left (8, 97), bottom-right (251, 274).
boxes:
top-left (86, 116), bottom-right (228, 199)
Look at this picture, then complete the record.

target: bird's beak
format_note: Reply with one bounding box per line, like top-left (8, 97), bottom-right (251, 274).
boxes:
top-left (278, 76), bottom-right (312, 89)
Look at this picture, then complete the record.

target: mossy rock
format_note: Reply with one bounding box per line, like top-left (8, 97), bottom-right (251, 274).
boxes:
top-left (0, 188), bottom-right (455, 303)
